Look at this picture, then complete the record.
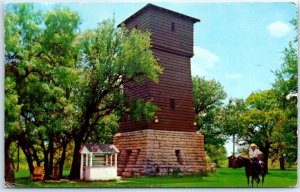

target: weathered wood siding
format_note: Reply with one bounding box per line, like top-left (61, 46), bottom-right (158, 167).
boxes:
top-left (148, 48), bottom-right (196, 132)
top-left (119, 6), bottom-right (197, 133)
top-left (149, 9), bottom-right (195, 57)
top-left (122, 10), bottom-right (152, 31)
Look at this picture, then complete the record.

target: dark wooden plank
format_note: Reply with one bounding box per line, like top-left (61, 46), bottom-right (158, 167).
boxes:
top-left (119, 6), bottom-right (197, 133)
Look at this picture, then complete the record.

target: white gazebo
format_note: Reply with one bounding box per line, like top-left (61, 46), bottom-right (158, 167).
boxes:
top-left (79, 143), bottom-right (120, 181)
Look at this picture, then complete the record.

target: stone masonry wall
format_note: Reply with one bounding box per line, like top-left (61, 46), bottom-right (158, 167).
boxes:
top-left (113, 129), bottom-right (207, 177)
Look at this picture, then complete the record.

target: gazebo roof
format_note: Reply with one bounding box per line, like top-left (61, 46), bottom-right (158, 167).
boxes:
top-left (80, 143), bottom-right (119, 154)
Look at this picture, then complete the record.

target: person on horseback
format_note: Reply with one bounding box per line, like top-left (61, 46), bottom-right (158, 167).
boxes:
top-left (249, 143), bottom-right (263, 174)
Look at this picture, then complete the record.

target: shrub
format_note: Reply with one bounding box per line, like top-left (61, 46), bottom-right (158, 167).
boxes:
top-left (172, 167), bottom-right (180, 177)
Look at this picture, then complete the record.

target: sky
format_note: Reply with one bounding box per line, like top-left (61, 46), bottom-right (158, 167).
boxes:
top-left (39, 1), bottom-right (297, 100)
top-left (2, 0), bottom-right (298, 155)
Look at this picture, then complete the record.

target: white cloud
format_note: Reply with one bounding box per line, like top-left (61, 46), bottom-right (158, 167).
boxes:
top-left (191, 46), bottom-right (220, 77)
top-left (191, 65), bottom-right (208, 77)
top-left (225, 73), bottom-right (241, 79)
top-left (194, 46), bottom-right (220, 69)
top-left (267, 21), bottom-right (291, 38)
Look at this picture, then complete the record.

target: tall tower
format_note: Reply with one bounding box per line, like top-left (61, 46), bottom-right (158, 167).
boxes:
top-left (114, 4), bottom-right (206, 176)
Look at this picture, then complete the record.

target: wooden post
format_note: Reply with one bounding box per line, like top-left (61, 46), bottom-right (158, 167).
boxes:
top-left (106, 155), bottom-right (108, 166)
top-left (85, 154), bottom-right (88, 167)
top-left (80, 154), bottom-right (83, 180)
top-left (110, 155), bottom-right (113, 166)
top-left (114, 153), bottom-right (117, 168)
top-left (89, 154), bottom-right (93, 167)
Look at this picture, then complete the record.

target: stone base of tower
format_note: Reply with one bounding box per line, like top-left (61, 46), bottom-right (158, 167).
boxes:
top-left (113, 129), bottom-right (207, 177)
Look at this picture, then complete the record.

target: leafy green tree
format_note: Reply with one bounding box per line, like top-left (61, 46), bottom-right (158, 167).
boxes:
top-left (5, 4), bottom-right (81, 179)
top-left (5, 3), bottom-right (162, 180)
top-left (242, 89), bottom-right (287, 172)
top-left (271, 18), bottom-right (298, 168)
top-left (4, 3), bottom-right (43, 182)
top-left (273, 42), bottom-right (297, 103)
top-left (214, 98), bottom-right (247, 156)
top-left (192, 76), bottom-right (227, 166)
top-left (31, 7), bottom-right (81, 179)
top-left (218, 91), bottom-right (286, 172)
top-left (4, 77), bottom-right (22, 183)
top-left (205, 144), bottom-right (227, 167)
top-left (68, 19), bottom-right (163, 179)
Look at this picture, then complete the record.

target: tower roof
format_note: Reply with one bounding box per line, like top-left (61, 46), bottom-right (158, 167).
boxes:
top-left (119, 3), bottom-right (200, 27)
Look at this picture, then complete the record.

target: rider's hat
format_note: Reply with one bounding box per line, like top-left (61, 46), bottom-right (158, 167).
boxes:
top-left (250, 143), bottom-right (257, 147)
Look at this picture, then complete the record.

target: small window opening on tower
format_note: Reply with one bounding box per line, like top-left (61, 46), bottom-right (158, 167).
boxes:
top-left (171, 22), bottom-right (175, 31)
top-left (125, 149), bottom-right (132, 163)
top-left (175, 150), bottom-right (183, 165)
top-left (170, 98), bottom-right (175, 110)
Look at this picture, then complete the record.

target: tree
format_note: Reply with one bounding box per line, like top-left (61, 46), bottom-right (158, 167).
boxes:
top-left (5, 3), bottom-right (162, 180)
top-left (5, 4), bottom-right (82, 179)
top-left (4, 77), bottom-right (22, 183)
top-left (4, 3), bottom-right (43, 182)
top-left (30, 6), bottom-right (81, 179)
top-left (68, 19), bottom-right (163, 179)
top-left (215, 98), bottom-right (247, 156)
top-left (205, 145), bottom-right (227, 167)
top-left (192, 76), bottom-right (227, 166)
top-left (272, 18), bottom-right (298, 168)
top-left (242, 89), bottom-right (287, 173)
top-left (217, 91), bottom-right (286, 172)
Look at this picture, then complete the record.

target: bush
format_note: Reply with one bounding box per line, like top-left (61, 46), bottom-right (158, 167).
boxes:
top-left (205, 144), bottom-right (227, 167)
top-left (172, 168), bottom-right (180, 177)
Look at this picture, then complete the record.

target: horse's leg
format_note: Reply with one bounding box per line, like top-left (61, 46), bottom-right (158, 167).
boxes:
top-left (261, 164), bottom-right (265, 187)
top-left (257, 176), bottom-right (260, 187)
top-left (247, 176), bottom-right (250, 187)
top-left (251, 176), bottom-right (254, 187)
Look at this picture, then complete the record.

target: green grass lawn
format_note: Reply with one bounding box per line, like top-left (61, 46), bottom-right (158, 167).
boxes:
top-left (14, 168), bottom-right (297, 188)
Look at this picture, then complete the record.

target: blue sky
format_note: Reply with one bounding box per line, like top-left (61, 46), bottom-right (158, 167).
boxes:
top-left (40, 1), bottom-right (297, 101)
top-left (5, 1), bottom-right (298, 155)
top-left (53, 2), bottom-right (297, 155)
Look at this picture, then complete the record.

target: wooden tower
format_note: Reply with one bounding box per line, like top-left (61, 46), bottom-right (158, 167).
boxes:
top-left (114, 3), bottom-right (206, 176)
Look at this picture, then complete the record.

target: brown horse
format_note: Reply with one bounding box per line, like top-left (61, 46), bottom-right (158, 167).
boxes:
top-left (232, 156), bottom-right (266, 187)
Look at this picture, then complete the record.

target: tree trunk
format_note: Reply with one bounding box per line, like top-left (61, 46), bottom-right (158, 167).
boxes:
top-left (279, 156), bottom-right (285, 170)
top-left (18, 135), bottom-right (41, 173)
top-left (38, 132), bottom-right (50, 179)
top-left (20, 142), bottom-right (34, 174)
top-left (31, 146), bottom-right (41, 166)
top-left (69, 103), bottom-right (94, 179)
top-left (260, 141), bottom-right (271, 174)
top-left (43, 149), bottom-right (49, 179)
top-left (5, 138), bottom-right (15, 184)
top-left (49, 137), bottom-right (54, 177)
top-left (69, 138), bottom-right (82, 179)
top-left (17, 143), bottom-right (20, 172)
top-left (232, 134), bottom-right (235, 156)
top-left (59, 140), bottom-right (68, 178)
